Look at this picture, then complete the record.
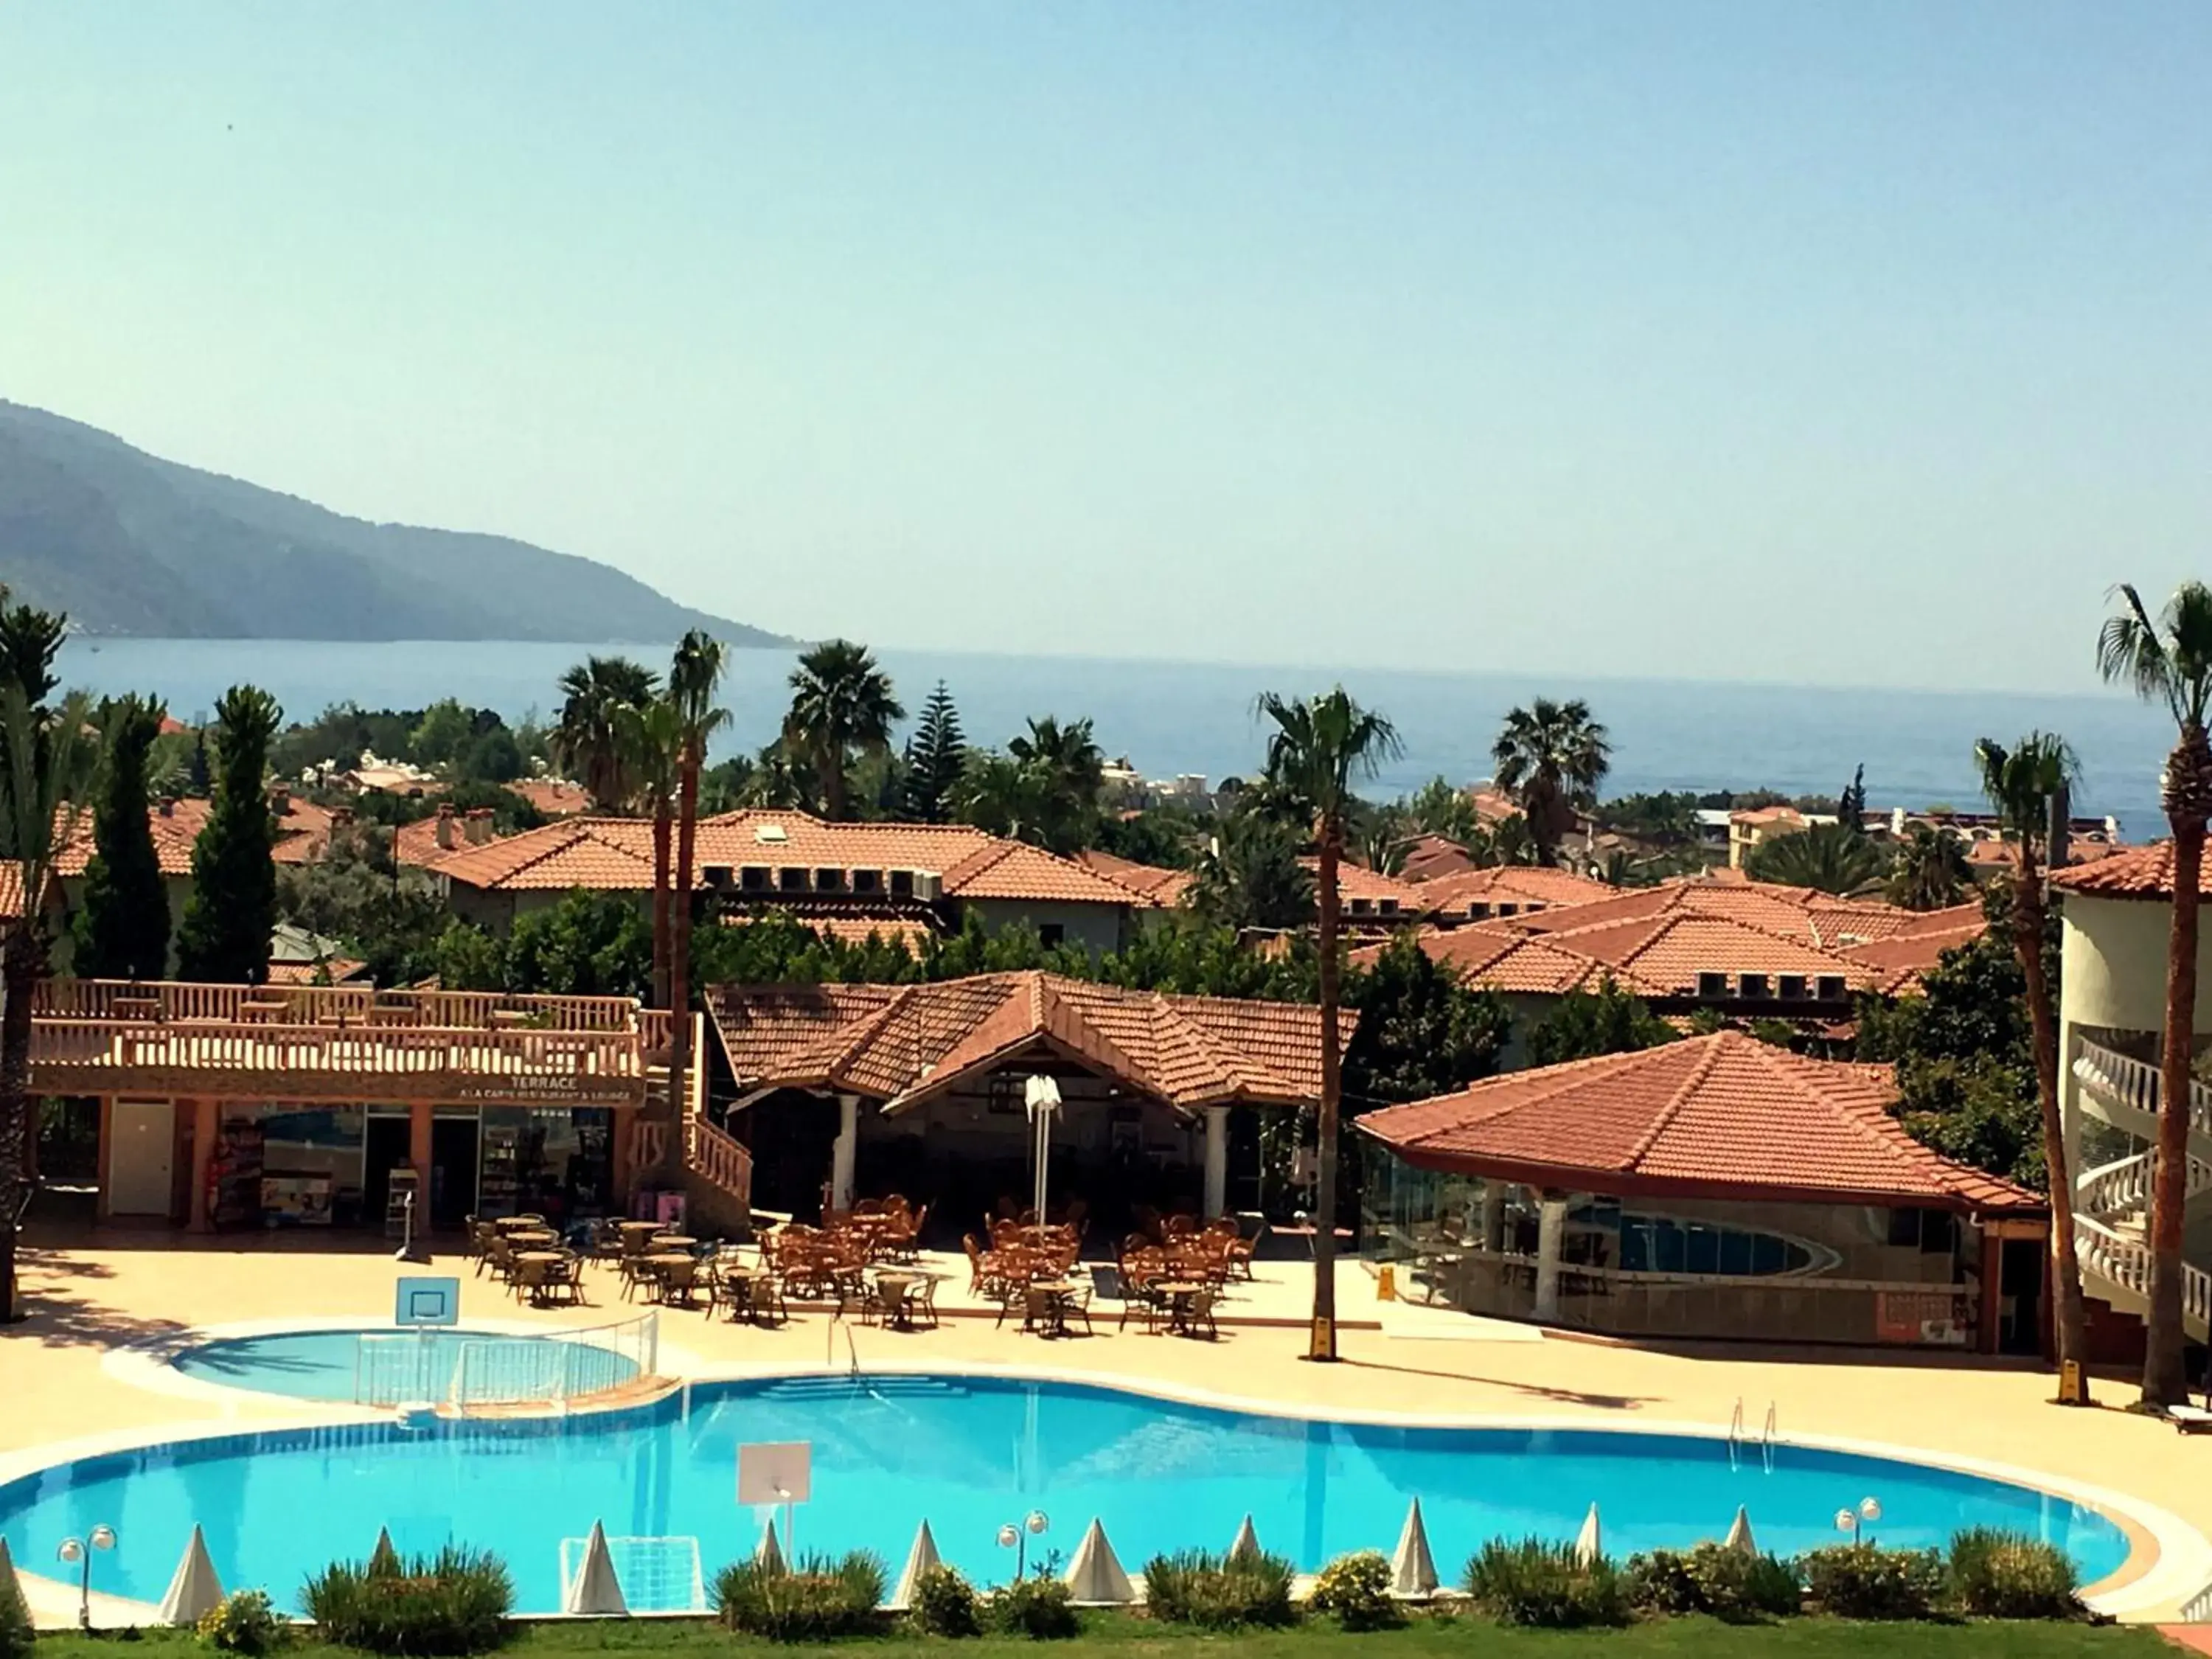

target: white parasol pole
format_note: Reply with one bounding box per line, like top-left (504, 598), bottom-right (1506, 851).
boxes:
top-left (1025, 1076), bottom-right (1061, 1223)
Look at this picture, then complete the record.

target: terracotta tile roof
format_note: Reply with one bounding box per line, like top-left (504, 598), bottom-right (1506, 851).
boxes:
top-left (52, 796), bottom-right (337, 877)
top-left (1356, 1030), bottom-right (2043, 1213)
top-left (1418, 865), bottom-right (1618, 918)
top-left (507, 779), bottom-right (594, 817)
top-left (1397, 835), bottom-right (1478, 883)
top-left (1075, 849), bottom-right (1196, 905)
top-left (1834, 904), bottom-right (1989, 995)
top-left (705, 971), bottom-right (1345, 1113)
top-left (2049, 841), bottom-right (2212, 900)
top-left (267, 957), bottom-right (368, 985)
top-left (0, 861), bottom-right (31, 919)
top-left (1471, 788), bottom-right (1520, 825)
top-left (720, 900), bottom-right (940, 951)
top-left (1507, 878), bottom-right (1919, 951)
top-left (434, 811), bottom-right (1157, 910)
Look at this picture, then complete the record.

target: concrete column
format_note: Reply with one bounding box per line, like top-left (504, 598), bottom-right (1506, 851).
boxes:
top-left (1533, 1193), bottom-right (1570, 1321)
top-left (611, 1105), bottom-right (636, 1215)
top-left (1478, 1184), bottom-right (1505, 1253)
top-left (187, 1098), bottom-right (218, 1234)
top-left (830, 1093), bottom-right (860, 1212)
top-left (1203, 1108), bottom-right (1229, 1219)
top-left (96, 1095), bottom-right (114, 1222)
top-left (408, 1101), bottom-right (434, 1178)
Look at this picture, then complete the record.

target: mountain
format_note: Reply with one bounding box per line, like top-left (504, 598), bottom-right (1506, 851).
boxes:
top-left (0, 401), bottom-right (790, 645)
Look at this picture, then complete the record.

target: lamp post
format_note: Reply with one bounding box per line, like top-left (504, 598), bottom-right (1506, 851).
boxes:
top-left (997, 1510), bottom-right (1050, 1581)
top-left (58, 1525), bottom-right (116, 1628)
top-left (1024, 1077), bottom-right (1061, 1225)
top-left (1832, 1496), bottom-right (1882, 1550)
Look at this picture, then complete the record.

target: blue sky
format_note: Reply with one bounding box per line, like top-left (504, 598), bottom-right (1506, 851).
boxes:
top-left (4, 4), bottom-right (2208, 691)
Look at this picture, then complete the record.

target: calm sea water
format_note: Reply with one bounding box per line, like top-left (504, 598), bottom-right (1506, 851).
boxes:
top-left (58, 638), bottom-right (2177, 838)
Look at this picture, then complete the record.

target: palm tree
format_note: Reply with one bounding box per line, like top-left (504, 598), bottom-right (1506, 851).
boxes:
top-left (553, 657), bottom-right (661, 812)
top-left (1884, 823), bottom-right (1974, 911)
top-left (952, 751), bottom-right (1051, 846)
top-left (1975, 732), bottom-right (2088, 1390)
top-left (617, 698), bottom-right (682, 1011)
top-left (1007, 717), bottom-right (1106, 852)
top-left (1492, 699), bottom-right (1610, 867)
top-left (1744, 821), bottom-right (1892, 895)
top-left (1185, 808), bottom-right (1315, 932)
top-left (784, 641), bottom-right (903, 821)
top-left (1257, 686), bottom-right (1402, 1362)
top-left (657, 631), bottom-right (731, 1188)
top-left (0, 685), bottom-right (94, 1323)
top-left (2096, 581), bottom-right (2212, 1410)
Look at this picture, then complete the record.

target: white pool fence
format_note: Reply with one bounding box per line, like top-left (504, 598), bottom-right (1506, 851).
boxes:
top-left (352, 1312), bottom-right (660, 1408)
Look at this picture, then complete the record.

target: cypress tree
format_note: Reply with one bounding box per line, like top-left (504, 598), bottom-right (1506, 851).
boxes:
top-left (175, 685), bottom-right (282, 984)
top-left (72, 694), bottom-right (172, 980)
top-left (900, 681), bottom-right (967, 823)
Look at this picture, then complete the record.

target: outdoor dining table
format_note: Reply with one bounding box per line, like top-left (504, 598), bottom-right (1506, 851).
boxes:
top-left (872, 1270), bottom-right (927, 1330)
top-left (646, 1252), bottom-right (700, 1307)
top-left (650, 1234), bottom-right (698, 1251)
top-left (507, 1228), bottom-right (557, 1249)
top-left (1154, 1280), bottom-right (1206, 1336)
top-left (1026, 1278), bottom-right (1078, 1338)
top-left (513, 1251), bottom-right (566, 1305)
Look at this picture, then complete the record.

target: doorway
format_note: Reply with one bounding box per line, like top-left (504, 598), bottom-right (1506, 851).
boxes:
top-left (430, 1116), bottom-right (480, 1225)
top-left (363, 1116), bottom-right (411, 1229)
top-left (108, 1099), bottom-right (176, 1218)
top-left (1999, 1237), bottom-right (2047, 1357)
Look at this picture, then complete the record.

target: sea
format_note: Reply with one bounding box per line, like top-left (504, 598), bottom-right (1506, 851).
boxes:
top-left (55, 638), bottom-right (2182, 840)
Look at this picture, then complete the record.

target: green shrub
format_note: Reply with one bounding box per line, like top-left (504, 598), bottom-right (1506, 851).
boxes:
top-left (0, 1570), bottom-right (32, 1659)
top-left (302, 1545), bottom-right (513, 1655)
top-left (1947, 1528), bottom-right (2081, 1620)
top-left (713, 1552), bottom-right (886, 1642)
top-left (1461, 1539), bottom-right (1629, 1629)
top-left (1799, 1543), bottom-right (1944, 1620)
top-left (1139, 1549), bottom-right (1298, 1630)
top-left (987, 1577), bottom-right (1078, 1640)
top-left (908, 1565), bottom-right (982, 1638)
top-left (1307, 1551), bottom-right (1400, 1631)
top-left (1627, 1545), bottom-right (1798, 1622)
top-left (199, 1589), bottom-right (287, 1655)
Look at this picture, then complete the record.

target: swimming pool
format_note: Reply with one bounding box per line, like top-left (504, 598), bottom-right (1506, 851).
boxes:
top-left (0, 1373), bottom-right (2134, 1613)
top-left (172, 1329), bottom-right (642, 1404)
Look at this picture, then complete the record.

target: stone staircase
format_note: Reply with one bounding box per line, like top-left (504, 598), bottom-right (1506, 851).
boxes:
top-left (2071, 1040), bottom-right (2212, 1340)
top-left (636, 1012), bottom-right (755, 1237)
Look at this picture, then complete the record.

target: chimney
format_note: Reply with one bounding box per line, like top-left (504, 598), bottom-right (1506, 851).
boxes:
top-left (2048, 780), bottom-right (2071, 873)
top-left (157, 796), bottom-right (175, 818)
top-left (435, 802), bottom-right (459, 850)
top-left (268, 784), bottom-right (291, 815)
top-left (464, 807), bottom-right (494, 846)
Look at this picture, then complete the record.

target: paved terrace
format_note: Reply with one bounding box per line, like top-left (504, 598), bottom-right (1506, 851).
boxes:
top-left (6, 1229), bottom-right (2209, 1620)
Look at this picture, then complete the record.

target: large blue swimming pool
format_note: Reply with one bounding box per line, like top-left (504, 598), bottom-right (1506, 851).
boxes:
top-left (0, 1374), bottom-right (2132, 1613)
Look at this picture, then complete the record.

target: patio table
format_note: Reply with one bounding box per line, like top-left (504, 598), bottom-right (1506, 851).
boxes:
top-left (1154, 1279), bottom-right (1206, 1336)
top-left (1026, 1279), bottom-right (1078, 1338)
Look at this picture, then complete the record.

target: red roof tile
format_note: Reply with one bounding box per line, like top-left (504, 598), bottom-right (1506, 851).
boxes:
top-left (1356, 1031), bottom-right (2042, 1213)
top-left (2049, 841), bottom-right (2212, 900)
top-left (1417, 865), bottom-right (1617, 918)
top-left (1834, 904), bottom-right (1989, 995)
top-left (53, 796), bottom-right (338, 877)
top-left (705, 971), bottom-right (1344, 1113)
top-left (1075, 849), bottom-right (1196, 905)
top-left (1397, 834), bottom-right (1478, 883)
top-left (507, 779), bottom-right (594, 817)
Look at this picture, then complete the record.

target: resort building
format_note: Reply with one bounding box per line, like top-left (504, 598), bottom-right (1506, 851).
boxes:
top-left (703, 970), bottom-right (1343, 1228)
top-left (1411, 863), bottom-right (1616, 924)
top-left (1725, 804), bottom-right (1835, 868)
top-left (428, 810), bottom-right (1164, 952)
top-left (2051, 845), bottom-right (2212, 1351)
top-left (1356, 1031), bottom-right (2049, 1352)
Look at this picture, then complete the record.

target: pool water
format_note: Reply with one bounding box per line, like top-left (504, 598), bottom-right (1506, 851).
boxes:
top-left (173, 1329), bottom-right (639, 1402)
top-left (0, 1374), bottom-right (2132, 1613)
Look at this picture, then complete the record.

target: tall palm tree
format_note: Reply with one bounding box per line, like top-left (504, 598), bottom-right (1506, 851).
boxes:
top-left (0, 685), bottom-right (94, 1323)
top-left (1007, 716), bottom-right (1105, 852)
top-left (2096, 581), bottom-right (2212, 1409)
top-left (1492, 699), bottom-right (1610, 867)
top-left (1884, 823), bottom-right (1973, 911)
top-left (1744, 821), bottom-right (1892, 895)
top-left (553, 656), bottom-right (661, 812)
top-left (1184, 807), bottom-right (1315, 932)
top-left (656, 631), bottom-right (731, 1188)
top-left (617, 698), bottom-right (682, 1011)
top-left (784, 641), bottom-right (903, 822)
top-left (1975, 732), bottom-right (2088, 1390)
top-left (1258, 686), bottom-right (1402, 1362)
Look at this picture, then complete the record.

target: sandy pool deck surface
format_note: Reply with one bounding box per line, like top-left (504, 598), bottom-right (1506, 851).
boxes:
top-left (5, 1228), bottom-right (2211, 1621)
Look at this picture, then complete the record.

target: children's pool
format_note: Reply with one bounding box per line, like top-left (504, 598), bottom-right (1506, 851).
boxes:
top-left (0, 1372), bottom-right (2134, 1613)
top-left (171, 1329), bottom-right (640, 1403)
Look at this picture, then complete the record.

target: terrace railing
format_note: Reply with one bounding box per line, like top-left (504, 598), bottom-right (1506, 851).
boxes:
top-left (37, 978), bottom-right (641, 1033)
top-left (2073, 1039), bottom-right (2212, 1141)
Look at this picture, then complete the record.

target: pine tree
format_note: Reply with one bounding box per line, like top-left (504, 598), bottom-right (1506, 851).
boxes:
top-left (72, 694), bottom-right (172, 980)
top-left (900, 681), bottom-right (967, 823)
top-left (175, 685), bottom-right (282, 984)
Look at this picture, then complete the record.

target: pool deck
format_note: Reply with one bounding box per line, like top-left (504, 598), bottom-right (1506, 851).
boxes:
top-left (6, 1227), bottom-right (2212, 1622)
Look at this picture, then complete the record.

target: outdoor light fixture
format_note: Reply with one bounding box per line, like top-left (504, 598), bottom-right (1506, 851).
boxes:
top-left (58, 1524), bottom-right (116, 1627)
top-left (1832, 1496), bottom-right (1882, 1548)
top-left (998, 1510), bottom-right (1051, 1579)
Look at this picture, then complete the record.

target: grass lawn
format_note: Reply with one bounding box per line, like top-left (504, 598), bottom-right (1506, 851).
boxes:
top-left (29, 1615), bottom-right (2175, 1659)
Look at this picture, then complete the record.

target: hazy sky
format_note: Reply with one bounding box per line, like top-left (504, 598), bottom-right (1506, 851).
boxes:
top-left (4, 4), bottom-right (2208, 691)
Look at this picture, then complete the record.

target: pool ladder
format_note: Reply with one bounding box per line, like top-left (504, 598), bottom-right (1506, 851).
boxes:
top-left (1726, 1398), bottom-right (1778, 1472)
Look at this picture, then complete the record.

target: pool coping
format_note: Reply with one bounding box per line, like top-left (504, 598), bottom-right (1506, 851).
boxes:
top-left (13, 1332), bottom-right (2209, 1625)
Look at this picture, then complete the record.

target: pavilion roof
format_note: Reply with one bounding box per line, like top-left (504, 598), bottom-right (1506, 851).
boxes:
top-left (1356, 1030), bottom-right (2042, 1214)
top-left (705, 971), bottom-right (1346, 1114)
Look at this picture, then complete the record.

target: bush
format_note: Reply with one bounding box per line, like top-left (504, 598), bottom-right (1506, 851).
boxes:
top-left (1799, 1543), bottom-right (1945, 1621)
top-left (713, 1553), bottom-right (886, 1642)
top-left (1140, 1549), bottom-right (1298, 1630)
top-left (908, 1565), bottom-right (982, 1638)
top-left (302, 1545), bottom-right (512, 1656)
top-left (1307, 1551), bottom-right (1400, 1632)
top-left (1461, 1539), bottom-right (1629, 1629)
top-left (1627, 1545), bottom-right (1799, 1622)
top-left (0, 1571), bottom-right (32, 1659)
top-left (200, 1589), bottom-right (287, 1655)
top-left (987, 1577), bottom-right (1078, 1640)
top-left (1947, 1528), bottom-right (2081, 1620)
